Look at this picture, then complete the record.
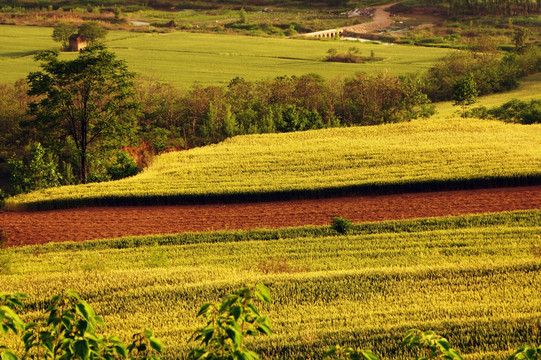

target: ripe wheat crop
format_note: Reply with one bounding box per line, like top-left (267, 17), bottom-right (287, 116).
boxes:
top-left (5, 118), bottom-right (541, 210)
top-left (1, 210), bottom-right (540, 359)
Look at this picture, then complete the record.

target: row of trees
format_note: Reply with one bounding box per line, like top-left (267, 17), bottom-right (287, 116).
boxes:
top-left (2, 46), bottom-right (431, 192)
top-left (447, 0), bottom-right (541, 16)
top-left (1, 43), bottom-right (540, 198)
top-left (137, 72), bottom-right (432, 149)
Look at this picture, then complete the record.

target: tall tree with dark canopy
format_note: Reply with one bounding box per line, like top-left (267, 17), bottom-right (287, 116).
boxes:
top-left (27, 46), bottom-right (138, 183)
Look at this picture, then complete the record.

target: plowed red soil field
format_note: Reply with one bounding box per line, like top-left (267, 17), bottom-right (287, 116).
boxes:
top-left (2, 185), bottom-right (540, 247)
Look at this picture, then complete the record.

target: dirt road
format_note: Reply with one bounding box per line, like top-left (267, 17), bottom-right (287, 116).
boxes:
top-left (342, 2), bottom-right (399, 34)
top-left (2, 185), bottom-right (540, 247)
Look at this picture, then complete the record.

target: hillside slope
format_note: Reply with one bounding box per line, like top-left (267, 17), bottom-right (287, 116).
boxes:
top-left (5, 118), bottom-right (541, 211)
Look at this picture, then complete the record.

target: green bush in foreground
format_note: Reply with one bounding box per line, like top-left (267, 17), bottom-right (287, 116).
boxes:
top-left (0, 290), bottom-right (162, 360)
top-left (189, 284), bottom-right (272, 360)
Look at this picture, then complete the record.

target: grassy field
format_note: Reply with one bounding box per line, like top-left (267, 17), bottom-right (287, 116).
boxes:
top-left (5, 117), bottom-right (541, 210)
top-left (434, 73), bottom-right (541, 119)
top-left (0, 24), bottom-right (452, 87)
top-left (1, 210), bottom-right (540, 359)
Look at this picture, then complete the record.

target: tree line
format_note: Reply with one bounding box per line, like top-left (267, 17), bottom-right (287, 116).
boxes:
top-left (1, 43), bottom-right (541, 200)
top-left (447, 0), bottom-right (541, 16)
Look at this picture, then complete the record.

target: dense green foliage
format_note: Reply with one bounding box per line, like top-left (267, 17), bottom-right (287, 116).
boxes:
top-left (330, 216), bottom-right (353, 235)
top-left (395, 0), bottom-right (541, 16)
top-left (447, 0), bottom-right (541, 16)
top-left (77, 21), bottom-right (108, 46)
top-left (189, 284), bottom-right (271, 360)
top-left (424, 51), bottom-right (526, 101)
top-left (51, 22), bottom-right (75, 50)
top-left (451, 72), bottom-right (478, 117)
top-left (135, 71), bottom-right (430, 150)
top-left (7, 142), bottom-right (62, 194)
top-left (0, 290), bottom-right (163, 360)
top-left (324, 47), bottom-right (383, 64)
top-left (469, 98), bottom-right (541, 124)
top-left (1, 210), bottom-right (539, 359)
top-left (26, 46), bottom-right (138, 184)
top-left (5, 118), bottom-right (541, 210)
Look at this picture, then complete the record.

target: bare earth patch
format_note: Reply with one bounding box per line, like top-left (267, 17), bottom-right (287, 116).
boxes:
top-left (342, 2), bottom-right (399, 34)
top-left (1, 186), bottom-right (540, 247)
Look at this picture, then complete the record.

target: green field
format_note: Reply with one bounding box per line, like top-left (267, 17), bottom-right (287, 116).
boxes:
top-left (5, 117), bottom-right (541, 210)
top-left (2, 210), bottom-right (540, 359)
top-left (0, 24), bottom-right (452, 87)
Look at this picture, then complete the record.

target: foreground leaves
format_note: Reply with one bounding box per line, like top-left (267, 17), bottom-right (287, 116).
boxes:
top-left (189, 284), bottom-right (272, 360)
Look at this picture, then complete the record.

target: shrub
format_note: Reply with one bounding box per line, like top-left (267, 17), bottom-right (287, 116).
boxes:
top-left (0, 290), bottom-right (162, 360)
top-left (424, 51), bottom-right (521, 101)
top-left (469, 99), bottom-right (541, 124)
top-left (107, 151), bottom-right (141, 180)
top-left (8, 142), bottom-right (62, 195)
top-left (402, 329), bottom-right (463, 360)
top-left (331, 216), bottom-right (353, 235)
top-left (188, 284), bottom-right (271, 360)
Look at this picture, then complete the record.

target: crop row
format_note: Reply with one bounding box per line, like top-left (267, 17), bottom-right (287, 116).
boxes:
top-left (1, 210), bottom-right (540, 359)
top-left (4, 263), bottom-right (540, 359)
top-left (5, 118), bottom-right (541, 210)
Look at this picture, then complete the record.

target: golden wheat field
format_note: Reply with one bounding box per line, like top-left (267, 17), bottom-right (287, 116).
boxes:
top-left (5, 117), bottom-right (541, 210)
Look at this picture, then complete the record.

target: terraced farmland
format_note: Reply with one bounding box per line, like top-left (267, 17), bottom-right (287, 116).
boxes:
top-left (5, 118), bottom-right (541, 211)
top-left (1, 210), bottom-right (540, 359)
top-left (2, 185), bottom-right (540, 247)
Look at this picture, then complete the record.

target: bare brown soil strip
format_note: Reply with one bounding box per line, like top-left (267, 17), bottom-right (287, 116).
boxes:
top-left (1, 186), bottom-right (540, 247)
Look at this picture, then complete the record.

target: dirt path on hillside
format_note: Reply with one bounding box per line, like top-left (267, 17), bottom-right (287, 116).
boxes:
top-left (1, 185), bottom-right (540, 247)
top-left (342, 2), bottom-right (399, 34)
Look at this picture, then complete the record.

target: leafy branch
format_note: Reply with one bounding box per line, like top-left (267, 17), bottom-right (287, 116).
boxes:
top-left (189, 284), bottom-right (272, 360)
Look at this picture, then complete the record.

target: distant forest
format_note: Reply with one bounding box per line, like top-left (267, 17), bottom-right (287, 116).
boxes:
top-left (447, 0), bottom-right (541, 16)
top-left (0, 0), bottom-right (352, 10)
top-left (2, 0), bottom-right (541, 15)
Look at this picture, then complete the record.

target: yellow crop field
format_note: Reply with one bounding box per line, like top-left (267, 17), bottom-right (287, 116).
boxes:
top-left (1, 210), bottom-right (540, 359)
top-left (5, 117), bottom-right (541, 210)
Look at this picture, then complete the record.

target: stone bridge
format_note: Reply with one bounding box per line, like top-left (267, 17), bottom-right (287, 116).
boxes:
top-left (301, 29), bottom-right (344, 39)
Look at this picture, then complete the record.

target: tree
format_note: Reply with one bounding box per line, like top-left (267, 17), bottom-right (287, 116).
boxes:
top-left (52, 22), bottom-right (76, 50)
top-left (8, 142), bottom-right (62, 195)
top-left (27, 46), bottom-right (138, 184)
top-left (239, 8), bottom-right (247, 24)
top-left (78, 21), bottom-right (108, 46)
top-left (513, 26), bottom-right (533, 53)
top-left (452, 72), bottom-right (478, 117)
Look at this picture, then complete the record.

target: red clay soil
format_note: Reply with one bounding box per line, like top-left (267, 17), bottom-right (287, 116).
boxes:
top-left (1, 185), bottom-right (541, 247)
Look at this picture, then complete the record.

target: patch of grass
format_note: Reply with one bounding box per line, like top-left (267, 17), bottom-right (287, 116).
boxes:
top-left (0, 25), bottom-right (452, 87)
